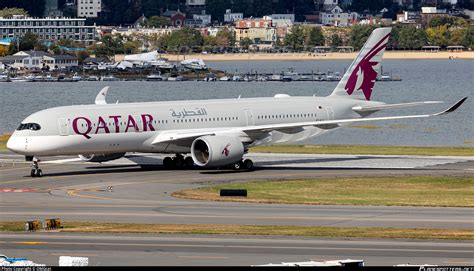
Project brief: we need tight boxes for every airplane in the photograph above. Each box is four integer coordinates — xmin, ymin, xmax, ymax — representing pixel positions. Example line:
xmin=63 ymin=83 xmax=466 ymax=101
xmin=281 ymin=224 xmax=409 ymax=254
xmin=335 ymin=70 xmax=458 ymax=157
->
xmin=7 ymin=27 xmax=467 ymax=177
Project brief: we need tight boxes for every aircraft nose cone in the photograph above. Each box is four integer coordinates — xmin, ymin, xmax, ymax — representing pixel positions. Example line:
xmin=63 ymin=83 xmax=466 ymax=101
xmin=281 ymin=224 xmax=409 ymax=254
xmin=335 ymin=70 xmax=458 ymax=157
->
xmin=6 ymin=135 xmax=24 ymax=154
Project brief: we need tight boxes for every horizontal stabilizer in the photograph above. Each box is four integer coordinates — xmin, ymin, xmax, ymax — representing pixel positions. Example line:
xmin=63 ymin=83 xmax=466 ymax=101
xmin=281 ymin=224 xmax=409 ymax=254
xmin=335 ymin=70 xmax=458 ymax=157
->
xmin=352 ymin=101 xmax=443 ymax=112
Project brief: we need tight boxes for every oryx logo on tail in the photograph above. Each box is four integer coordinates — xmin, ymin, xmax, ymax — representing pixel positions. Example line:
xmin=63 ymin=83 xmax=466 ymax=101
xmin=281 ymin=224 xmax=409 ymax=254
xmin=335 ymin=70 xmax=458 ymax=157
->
xmin=345 ymin=33 xmax=390 ymax=100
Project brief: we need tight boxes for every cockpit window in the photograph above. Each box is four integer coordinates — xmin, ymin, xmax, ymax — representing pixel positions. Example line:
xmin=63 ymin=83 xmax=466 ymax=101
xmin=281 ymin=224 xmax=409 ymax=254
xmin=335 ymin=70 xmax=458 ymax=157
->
xmin=17 ymin=123 xmax=41 ymax=131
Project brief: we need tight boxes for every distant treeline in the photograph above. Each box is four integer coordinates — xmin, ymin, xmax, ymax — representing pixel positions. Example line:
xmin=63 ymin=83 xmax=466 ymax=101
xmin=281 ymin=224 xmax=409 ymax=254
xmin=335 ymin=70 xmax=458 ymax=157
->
xmin=1 ymin=0 xmax=472 ymax=25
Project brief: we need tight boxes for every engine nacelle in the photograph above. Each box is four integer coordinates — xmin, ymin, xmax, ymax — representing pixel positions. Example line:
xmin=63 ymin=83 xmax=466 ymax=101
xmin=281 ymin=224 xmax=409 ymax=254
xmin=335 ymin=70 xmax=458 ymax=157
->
xmin=78 ymin=153 xmax=126 ymax=163
xmin=191 ymin=136 xmax=244 ymax=167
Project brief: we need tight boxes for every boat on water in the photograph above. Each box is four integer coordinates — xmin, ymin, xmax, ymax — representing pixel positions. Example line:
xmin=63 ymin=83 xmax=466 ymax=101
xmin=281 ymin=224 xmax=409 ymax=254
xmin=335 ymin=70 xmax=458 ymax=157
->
xmin=72 ymin=74 xmax=82 ymax=82
xmin=203 ymin=73 xmax=216 ymax=81
xmin=0 ymin=74 xmax=10 ymax=82
xmin=25 ymin=75 xmax=35 ymax=82
xmin=87 ymin=76 xmax=99 ymax=81
xmin=325 ymin=71 xmax=340 ymax=81
xmin=146 ymin=74 xmax=166 ymax=81
xmin=219 ymin=76 xmax=230 ymax=81
xmin=268 ymin=74 xmax=282 ymax=81
xmin=232 ymin=75 xmax=242 ymax=81
xmin=282 ymin=71 xmax=301 ymax=82
xmin=167 ymin=75 xmax=183 ymax=81
xmin=102 ymin=75 xmax=119 ymax=81
xmin=9 ymin=76 xmax=27 ymax=82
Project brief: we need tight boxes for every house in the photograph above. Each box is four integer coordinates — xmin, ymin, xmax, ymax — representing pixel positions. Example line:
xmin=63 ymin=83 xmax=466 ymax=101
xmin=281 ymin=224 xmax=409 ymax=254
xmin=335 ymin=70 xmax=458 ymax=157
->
xmin=44 ymin=54 xmax=79 ymax=70
xmin=234 ymin=19 xmax=275 ymax=45
xmin=0 ymin=51 xmax=78 ymax=70
xmin=193 ymin=11 xmax=212 ymax=26
xmin=224 ymin=9 xmax=243 ymax=23
xmin=319 ymin=5 xmax=358 ymax=26
xmin=396 ymin=11 xmax=421 ymax=24
xmin=171 ymin=10 xmax=186 ymax=27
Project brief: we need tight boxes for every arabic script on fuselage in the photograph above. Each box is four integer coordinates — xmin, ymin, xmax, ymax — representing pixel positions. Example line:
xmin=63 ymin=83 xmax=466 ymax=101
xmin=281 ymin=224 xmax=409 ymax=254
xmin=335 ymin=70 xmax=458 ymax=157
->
xmin=170 ymin=108 xmax=207 ymax=119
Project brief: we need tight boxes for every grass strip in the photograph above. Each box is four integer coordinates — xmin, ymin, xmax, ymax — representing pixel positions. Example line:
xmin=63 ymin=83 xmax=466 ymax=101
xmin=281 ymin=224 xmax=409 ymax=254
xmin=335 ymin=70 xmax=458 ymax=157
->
xmin=250 ymin=145 xmax=474 ymax=156
xmin=172 ymin=176 xmax=474 ymax=207
xmin=0 ymin=221 xmax=472 ymax=240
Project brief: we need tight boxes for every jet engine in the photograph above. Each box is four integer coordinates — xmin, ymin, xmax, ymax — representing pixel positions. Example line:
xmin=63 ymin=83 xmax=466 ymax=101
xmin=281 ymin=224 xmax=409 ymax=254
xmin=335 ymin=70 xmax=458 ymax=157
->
xmin=191 ymin=136 xmax=244 ymax=167
xmin=78 ymin=153 xmax=126 ymax=163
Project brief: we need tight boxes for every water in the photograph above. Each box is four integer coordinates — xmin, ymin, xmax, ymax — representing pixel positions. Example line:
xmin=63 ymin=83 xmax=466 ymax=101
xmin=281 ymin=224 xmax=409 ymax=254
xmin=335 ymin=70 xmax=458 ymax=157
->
xmin=1 ymin=59 xmax=473 ymax=147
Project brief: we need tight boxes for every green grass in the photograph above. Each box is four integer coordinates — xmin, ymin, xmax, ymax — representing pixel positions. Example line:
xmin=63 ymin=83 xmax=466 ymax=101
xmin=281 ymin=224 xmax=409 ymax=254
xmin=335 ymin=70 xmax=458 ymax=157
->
xmin=0 ymin=221 xmax=472 ymax=240
xmin=250 ymin=145 xmax=474 ymax=156
xmin=0 ymin=133 xmax=9 ymax=150
xmin=173 ymin=176 xmax=474 ymax=207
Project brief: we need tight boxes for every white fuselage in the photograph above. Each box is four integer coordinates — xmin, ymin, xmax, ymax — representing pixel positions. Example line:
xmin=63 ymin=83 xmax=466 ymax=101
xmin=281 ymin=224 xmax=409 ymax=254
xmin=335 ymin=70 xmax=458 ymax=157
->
xmin=7 ymin=96 xmax=375 ymax=157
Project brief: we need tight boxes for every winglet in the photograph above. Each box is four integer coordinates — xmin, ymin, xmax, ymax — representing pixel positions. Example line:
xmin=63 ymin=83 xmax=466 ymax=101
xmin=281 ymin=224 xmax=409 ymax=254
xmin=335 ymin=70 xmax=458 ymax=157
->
xmin=434 ymin=97 xmax=467 ymax=116
xmin=95 ymin=86 xmax=109 ymax=105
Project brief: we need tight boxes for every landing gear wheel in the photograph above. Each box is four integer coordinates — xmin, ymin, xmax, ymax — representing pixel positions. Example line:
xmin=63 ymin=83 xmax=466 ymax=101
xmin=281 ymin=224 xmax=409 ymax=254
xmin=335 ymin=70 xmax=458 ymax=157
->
xmin=30 ymin=157 xmax=43 ymax=177
xmin=163 ymin=157 xmax=173 ymax=169
xmin=243 ymin=159 xmax=254 ymax=170
xmin=173 ymin=156 xmax=184 ymax=168
xmin=232 ymin=161 xmax=243 ymax=170
xmin=184 ymin=157 xmax=194 ymax=169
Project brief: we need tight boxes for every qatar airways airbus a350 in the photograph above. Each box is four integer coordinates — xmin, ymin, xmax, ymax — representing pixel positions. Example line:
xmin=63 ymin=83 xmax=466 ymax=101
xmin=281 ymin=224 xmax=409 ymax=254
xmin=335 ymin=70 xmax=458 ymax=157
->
xmin=7 ymin=27 xmax=467 ymax=177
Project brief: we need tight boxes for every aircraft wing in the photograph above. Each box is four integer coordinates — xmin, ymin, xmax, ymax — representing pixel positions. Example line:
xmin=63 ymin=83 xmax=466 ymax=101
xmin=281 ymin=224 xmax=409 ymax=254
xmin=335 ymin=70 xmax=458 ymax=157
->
xmin=352 ymin=100 xmax=443 ymax=112
xmin=243 ymin=97 xmax=467 ymax=134
xmin=151 ymin=97 xmax=467 ymax=146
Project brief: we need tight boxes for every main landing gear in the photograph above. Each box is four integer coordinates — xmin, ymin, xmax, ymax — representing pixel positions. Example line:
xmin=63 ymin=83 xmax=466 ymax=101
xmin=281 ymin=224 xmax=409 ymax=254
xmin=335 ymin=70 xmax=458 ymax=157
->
xmin=231 ymin=159 xmax=254 ymax=171
xmin=29 ymin=157 xmax=43 ymax=178
xmin=163 ymin=154 xmax=194 ymax=170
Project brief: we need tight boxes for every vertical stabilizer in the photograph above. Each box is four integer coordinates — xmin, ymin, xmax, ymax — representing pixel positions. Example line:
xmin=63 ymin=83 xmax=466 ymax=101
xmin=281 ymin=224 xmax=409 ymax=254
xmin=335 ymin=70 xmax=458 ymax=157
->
xmin=330 ymin=27 xmax=391 ymax=101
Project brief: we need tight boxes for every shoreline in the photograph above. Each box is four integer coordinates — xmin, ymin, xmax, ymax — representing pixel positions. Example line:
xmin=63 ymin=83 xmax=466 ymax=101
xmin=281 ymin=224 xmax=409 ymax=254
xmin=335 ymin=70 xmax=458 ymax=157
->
xmin=115 ymin=51 xmax=474 ymax=62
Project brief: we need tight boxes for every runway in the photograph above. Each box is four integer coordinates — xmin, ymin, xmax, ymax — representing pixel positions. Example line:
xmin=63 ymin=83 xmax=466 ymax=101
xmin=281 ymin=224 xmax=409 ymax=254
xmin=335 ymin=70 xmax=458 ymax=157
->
xmin=0 ymin=152 xmax=473 ymax=265
xmin=1 ymin=233 xmax=473 ymax=266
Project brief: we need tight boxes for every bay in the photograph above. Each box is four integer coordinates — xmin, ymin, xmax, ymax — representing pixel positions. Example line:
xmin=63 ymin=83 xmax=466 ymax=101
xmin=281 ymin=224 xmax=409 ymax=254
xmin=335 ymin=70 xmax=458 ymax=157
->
xmin=0 ymin=59 xmax=472 ymax=147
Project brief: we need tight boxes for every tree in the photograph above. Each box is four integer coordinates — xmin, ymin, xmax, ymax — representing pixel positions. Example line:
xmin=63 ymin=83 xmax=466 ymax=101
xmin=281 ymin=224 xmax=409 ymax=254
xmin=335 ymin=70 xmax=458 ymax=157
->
xmin=239 ymin=37 xmax=253 ymax=49
xmin=449 ymin=28 xmax=467 ymax=46
xmin=76 ymin=50 xmax=90 ymax=65
xmin=163 ymin=27 xmax=204 ymax=52
xmin=306 ymin=27 xmax=325 ymax=47
xmin=0 ymin=46 xmax=8 ymax=57
xmin=215 ymin=28 xmax=235 ymax=47
xmin=348 ymin=25 xmax=376 ymax=50
xmin=398 ymin=26 xmax=427 ymax=49
xmin=284 ymin=25 xmax=305 ymax=51
xmin=331 ymin=33 xmax=342 ymax=47
xmin=206 ymin=0 xmax=231 ymax=22
xmin=0 ymin=7 xmax=28 ymax=18
xmin=19 ymin=32 xmax=40 ymax=51
xmin=0 ymin=0 xmax=44 ymax=17
xmin=426 ymin=26 xmax=449 ymax=47
xmin=462 ymin=26 xmax=474 ymax=49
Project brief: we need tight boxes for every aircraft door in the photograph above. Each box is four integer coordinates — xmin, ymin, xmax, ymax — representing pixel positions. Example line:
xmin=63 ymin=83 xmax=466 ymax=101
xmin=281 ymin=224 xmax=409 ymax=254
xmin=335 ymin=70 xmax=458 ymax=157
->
xmin=326 ymin=106 xmax=334 ymax=120
xmin=58 ymin=118 xmax=69 ymax=136
xmin=244 ymin=110 xmax=254 ymax=126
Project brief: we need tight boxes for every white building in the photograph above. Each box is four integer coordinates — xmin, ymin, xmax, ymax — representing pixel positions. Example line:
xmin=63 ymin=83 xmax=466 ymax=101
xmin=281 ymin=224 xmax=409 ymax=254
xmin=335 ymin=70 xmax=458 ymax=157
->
xmin=0 ymin=16 xmax=96 ymax=45
xmin=193 ymin=12 xmax=212 ymax=26
xmin=0 ymin=51 xmax=78 ymax=70
xmin=320 ymin=5 xmax=357 ymax=27
xmin=224 ymin=9 xmax=243 ymax=23
xmin=77 ymin=0 xmax=102 ymax=18
xmin=267 ymin=14 xmax=295 ymax=23
xmin=186 ymin=0 xmax=205 ymax=7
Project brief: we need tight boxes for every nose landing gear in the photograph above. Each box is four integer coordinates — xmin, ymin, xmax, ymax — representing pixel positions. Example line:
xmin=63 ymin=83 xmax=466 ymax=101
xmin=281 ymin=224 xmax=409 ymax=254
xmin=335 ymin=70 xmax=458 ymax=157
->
xmin=30 ymin=157 xmax=43 ymax=177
